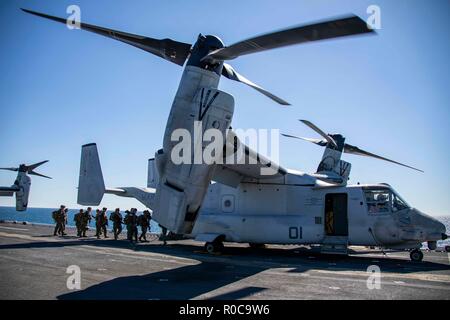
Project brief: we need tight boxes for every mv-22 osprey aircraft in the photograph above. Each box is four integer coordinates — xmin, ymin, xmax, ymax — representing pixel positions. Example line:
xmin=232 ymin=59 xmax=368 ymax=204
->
xmin=0 ymin=161 xmax=51 ymax=211
xmin=23 ymin=8 xmax=447 ymax=261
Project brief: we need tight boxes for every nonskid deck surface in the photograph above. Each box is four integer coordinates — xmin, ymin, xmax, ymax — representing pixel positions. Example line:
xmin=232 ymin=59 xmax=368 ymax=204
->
xmin=0 ymin=222 xmax=449 ymax=300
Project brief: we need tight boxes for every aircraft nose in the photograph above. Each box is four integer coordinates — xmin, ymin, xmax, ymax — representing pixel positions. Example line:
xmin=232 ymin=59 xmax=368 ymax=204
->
xmin=409 ymin=209 xmax=446 ymax=240
xmin=438 ymin=220 xmax=446 ymax=233
xmin=429 ymin=216 xmax=446 ymax=234
xmin=428 ymin=216 xmax=446 ymax=241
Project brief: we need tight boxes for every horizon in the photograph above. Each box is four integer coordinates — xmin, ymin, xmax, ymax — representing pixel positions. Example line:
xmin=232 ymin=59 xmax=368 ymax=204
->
xmin=1 ymin=205 xmax=450 ymax=218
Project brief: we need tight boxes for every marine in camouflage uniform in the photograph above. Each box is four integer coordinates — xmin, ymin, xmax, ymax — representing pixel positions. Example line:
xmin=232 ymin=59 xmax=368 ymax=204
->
xmin=61 ymin=208 xmax=68 ymax=236
xmin=101 ymin=207 xmax=108 ymax=238
xmin=109 ymin=208 xmax=123 ymax=240
xmin=53 ymin=205 xmax=65 ymax=236
xmin=138 ymin=210 xmax=152 ymax=242
xmin=95 ymin=209 xmax=103 ymax=239
xmin=80 ymin=207 xmax=92 ymax=237
xmin=74 ymin=209 xmax=84 ymax=237
xmin=124 ymin=208 xmax=138 ymax=242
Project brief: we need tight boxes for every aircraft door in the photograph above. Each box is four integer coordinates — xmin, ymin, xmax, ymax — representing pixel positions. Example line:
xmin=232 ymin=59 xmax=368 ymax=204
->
xmin=324 ymin=193 xmax=348 ymax=236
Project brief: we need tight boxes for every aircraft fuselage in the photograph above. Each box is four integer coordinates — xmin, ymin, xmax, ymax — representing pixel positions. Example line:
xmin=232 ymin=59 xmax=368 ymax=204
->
xmin=191 ymin=176 xmax=446 ymax=249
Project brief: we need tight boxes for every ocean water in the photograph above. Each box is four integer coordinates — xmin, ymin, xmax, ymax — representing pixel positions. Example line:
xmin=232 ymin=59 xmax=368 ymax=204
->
xmin=0 ymin=206 xmax=448 ymax=247
xmin=0 ymin=206 xmax=161 ymax=233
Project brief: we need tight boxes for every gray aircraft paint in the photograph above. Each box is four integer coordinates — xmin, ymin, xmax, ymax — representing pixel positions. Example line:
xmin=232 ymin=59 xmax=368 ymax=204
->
xmin=21 ymin=8 xmax=444 ymax=255
xmin=0 ymin=161 xmax=50 ymax=211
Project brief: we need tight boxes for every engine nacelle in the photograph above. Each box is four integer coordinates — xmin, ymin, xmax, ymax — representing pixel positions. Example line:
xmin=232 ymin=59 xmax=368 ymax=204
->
xmin=153 ymin=87 xmax=234 ymax=234
xmin=15 ymin=172 xmax=31 ymax=211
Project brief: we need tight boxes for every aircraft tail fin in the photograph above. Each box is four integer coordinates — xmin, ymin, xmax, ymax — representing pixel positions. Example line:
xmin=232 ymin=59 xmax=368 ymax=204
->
xmin=314 ymin=135 xmax=351 ymax=184
xmin=316 ymin=134 xmax=345 ymax=174
xmin=147 ymin=158 xmax=159 ymax=189
xmin=334 ymin=160 xmax=351 ymax=182
xmin=78 ymin=143 xmax=105 ymax=205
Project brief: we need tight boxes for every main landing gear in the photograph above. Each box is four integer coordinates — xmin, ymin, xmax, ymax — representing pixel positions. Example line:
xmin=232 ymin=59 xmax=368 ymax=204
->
xmin=205 ymin=240 xmax=224 ymax=254
xmin=409 ymin=248 xmax=424 ymax=262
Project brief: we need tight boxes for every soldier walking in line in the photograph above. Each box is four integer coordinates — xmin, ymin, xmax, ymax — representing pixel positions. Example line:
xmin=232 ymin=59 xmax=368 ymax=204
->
xmin=52 ymin=205 xmax=65 ymax=236
xmin=100 ymin=207 xmax=108 ymax=238
xmin=95 ymin=209 xmax=102 ymax=239
xmin=109 ymin=208 xmax=123 ymax=240
xmin=60 ymin=207 xmax=68 ymax=236
xmin=51 ymin=207 xmax=58 ymax=236
xmin=81 ymin=207 xmax=92 ymax=237
xmin=124 ymin=208 xmax=138 ymax=242
xmin=74 ymin=209 xmax=84 ymax=237
xmin=138 ymin=210 xmax=152 ymax=242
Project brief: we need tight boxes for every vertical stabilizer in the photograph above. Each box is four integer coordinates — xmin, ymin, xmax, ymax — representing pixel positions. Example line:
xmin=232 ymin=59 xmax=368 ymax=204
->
xmin=147 ymin=158 xmax=159 ymax=189
xmin=317 ymin=134 xmax=345 ymax=174
xmin=78 ymin=143 xmax=105 ymax=205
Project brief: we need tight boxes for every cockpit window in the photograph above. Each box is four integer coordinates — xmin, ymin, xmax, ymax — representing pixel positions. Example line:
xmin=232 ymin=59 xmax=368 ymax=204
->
xmin=363 ymin=187 xmax=410 ymax=214
xmin=364 ymin=189 xmax=390 ymax=214
xmin=391 ymin=192 xmax=409 ymax=212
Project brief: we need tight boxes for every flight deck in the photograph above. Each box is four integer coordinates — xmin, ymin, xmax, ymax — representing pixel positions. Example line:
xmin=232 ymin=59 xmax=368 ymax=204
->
xmin=0 ymin=222 xmax=449 ymax=300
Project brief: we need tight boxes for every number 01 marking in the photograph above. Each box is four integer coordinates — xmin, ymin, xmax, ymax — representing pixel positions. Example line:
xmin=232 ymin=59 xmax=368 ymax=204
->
xmin=289 ymin=227 xmax=302 ymax=239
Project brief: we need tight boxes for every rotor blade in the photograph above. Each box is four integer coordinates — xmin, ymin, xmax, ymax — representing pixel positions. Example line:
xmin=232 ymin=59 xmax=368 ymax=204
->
xmin=204 ymin=15 xmax=374 ymax=62
xmin=299 ymin=120 xmax=337 ymax=148
xmin=0 ymin=167 xmax=19 ymax=172
xmin=344 ymin=144 xmax=424 ymax=173
xmin=21 ymin=8 xmax=192 ymax=66
xmin=29 ymin=170 xmax=52 ymax=179
xmin=27 ymin=160 xmax=49 ymax=171
xmin=222 ymin=63 xmax=289 ymax=105
xmin=281 ymin=133 xmax=327 ymax=146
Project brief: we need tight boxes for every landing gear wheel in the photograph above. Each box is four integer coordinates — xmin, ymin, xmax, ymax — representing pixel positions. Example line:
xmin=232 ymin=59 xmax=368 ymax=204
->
xmin=205 ymin=241 xmax=224 ymax=254
xmin=410 ymin=249 xmax=423 ymax=262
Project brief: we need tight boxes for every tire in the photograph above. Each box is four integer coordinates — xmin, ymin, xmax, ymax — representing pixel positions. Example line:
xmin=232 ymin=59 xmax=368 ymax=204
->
xmin=410 ymin=249 xmax=424 ymax=262
xmin=445 ymin=246 xmax=450 ymax=253
xmin=205 ymin=241 xmax=224 ymax=254
xmin=205 ymin=242 xmax=217 ymax=254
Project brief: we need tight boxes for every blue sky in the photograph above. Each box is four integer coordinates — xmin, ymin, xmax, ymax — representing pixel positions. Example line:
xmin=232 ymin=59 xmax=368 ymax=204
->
xmin=0 ymin=0 xmax=449 ymax=216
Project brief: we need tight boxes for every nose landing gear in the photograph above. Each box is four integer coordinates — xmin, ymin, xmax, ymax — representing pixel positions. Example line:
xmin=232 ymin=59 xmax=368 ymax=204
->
xmin=409 ymin=248 xmax=423 ymax=262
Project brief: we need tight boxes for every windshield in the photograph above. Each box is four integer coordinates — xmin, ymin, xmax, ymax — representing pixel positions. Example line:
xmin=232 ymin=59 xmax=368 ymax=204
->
xmin=363 ymin=186 xmax=410 ymax=214
xmin=390 ymin=189 xmax=410 ymax=212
